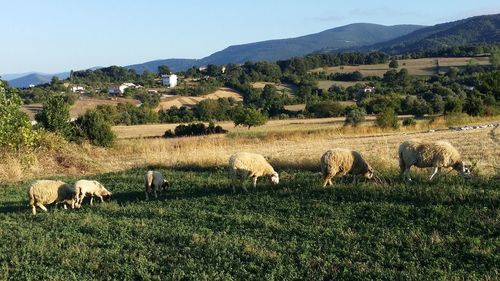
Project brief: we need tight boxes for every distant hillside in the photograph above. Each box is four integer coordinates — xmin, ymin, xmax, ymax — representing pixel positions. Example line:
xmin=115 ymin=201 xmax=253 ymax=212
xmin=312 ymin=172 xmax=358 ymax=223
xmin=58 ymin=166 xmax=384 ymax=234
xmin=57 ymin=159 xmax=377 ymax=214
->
xmin=200 ymin=23 xmax=423 ymax=65
xmin=126 ymin=58 xmax=198 ymax=74
xmin=125 ymin=23 xmax=424 ymax=73
xmin=365 ymin=14 xmax=500 ymax=54
xmin=7 ymin=72 xmax=69 ymax=88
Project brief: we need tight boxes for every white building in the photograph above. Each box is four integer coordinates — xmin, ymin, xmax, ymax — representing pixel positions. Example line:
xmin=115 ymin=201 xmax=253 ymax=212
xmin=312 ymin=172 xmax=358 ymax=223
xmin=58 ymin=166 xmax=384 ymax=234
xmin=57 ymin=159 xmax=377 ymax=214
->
xmin=161 ymin=74 xmax=178 ymax=87
xmin=108 ymin=83 xmax=137 ymax=96
xmin=71 ymin=85 xmax=85 ymax=93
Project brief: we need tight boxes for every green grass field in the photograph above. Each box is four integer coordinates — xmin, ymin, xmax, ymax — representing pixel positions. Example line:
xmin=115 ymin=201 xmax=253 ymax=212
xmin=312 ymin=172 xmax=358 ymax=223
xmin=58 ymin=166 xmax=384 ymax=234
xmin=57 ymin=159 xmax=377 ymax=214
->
xmin=0 ymin=167 xmax=498 ymax=280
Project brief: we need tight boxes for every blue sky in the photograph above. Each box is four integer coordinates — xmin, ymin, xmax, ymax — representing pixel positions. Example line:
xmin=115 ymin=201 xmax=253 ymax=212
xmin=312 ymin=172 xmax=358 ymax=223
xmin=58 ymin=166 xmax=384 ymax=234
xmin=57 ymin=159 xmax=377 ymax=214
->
xmin=1 ymin=0 xmax=499 ymax=74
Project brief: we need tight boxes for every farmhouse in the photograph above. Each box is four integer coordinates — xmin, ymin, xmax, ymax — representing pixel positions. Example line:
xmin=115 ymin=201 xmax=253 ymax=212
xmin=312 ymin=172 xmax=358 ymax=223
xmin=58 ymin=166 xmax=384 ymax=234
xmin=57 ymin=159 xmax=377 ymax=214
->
xmin=161 ymin=74 xmax=178 ymax=88
xmin=108 ymin=82 xmax=137 ymax=96
xmin=71 ymin=85 xmax=85 ymax=93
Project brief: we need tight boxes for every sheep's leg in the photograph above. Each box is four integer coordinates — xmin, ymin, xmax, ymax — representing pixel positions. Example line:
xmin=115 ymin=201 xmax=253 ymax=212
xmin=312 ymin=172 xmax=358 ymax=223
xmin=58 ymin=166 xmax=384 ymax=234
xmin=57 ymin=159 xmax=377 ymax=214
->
xmin=322 ymin=174 xmax=333 ymax=187
xmin=31 ymin=205 xmax=37 ymax=215
xmin=145 ymin=191 xmax=149 ymax=200
xmin=36 ymin=203 xmax=48 ymax=212
xmin=90 ymin=196 xmax=94 ymax=206
xmin=63 ymin=204 xmax=68 ymax=210
xmin=98 ymin=195 xmax=104 ymax=203
xmin=403 ymin=166 xmax=412 ymax=182
xmin=153 ymin=188 xmax=158 ymax=199
xmin=252 ymin=176 xmax=257 ymax=190
xmin=429 ymin=167 xmax=441 ymax=181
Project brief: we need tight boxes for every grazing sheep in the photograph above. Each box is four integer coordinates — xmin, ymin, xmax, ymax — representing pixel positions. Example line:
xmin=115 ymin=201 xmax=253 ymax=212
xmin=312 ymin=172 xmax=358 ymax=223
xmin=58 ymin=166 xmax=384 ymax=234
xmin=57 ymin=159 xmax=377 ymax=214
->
xmin=28 ymin=180 xmax=80 ymax=215
xmin=320 ymin=148 xmax=374 ymax=187
xmin=144 ymin=170 xmax=170 ymax=199
xmin=75 ymin=180 xmax=112 ymax=206
xmin=228 ymin=152 xmax=279 ymax=192
xmin=398 ymin=139 xmax=471 ymax=181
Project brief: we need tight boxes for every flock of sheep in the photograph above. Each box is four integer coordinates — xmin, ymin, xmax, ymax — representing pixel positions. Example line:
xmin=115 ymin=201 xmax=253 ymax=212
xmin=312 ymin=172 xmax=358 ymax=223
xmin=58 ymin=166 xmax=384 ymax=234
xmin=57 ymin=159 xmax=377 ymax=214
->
xmin=28 ymin=139 xmax=472 ymax=215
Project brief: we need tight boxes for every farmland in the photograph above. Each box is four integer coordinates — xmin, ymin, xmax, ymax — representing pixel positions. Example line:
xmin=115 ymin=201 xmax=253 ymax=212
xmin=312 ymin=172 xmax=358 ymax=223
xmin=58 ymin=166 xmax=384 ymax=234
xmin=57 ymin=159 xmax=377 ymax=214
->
xmin=310 ymin=56 xmax=491 ymax=77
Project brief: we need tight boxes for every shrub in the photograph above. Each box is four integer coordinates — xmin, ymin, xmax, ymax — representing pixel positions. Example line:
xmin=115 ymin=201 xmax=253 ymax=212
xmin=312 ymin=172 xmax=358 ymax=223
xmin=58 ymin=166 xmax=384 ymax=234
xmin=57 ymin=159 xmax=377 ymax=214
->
xmin=35 ymin=95 xmax=72 ymax=139
xmin=306 ymin=101 xmax=345 ymax=118
xmin=164 ymin=122 xmax=227 ymax=138
xmin=74 ymin=110 xmax=115 ymax=147
xmin=375 ymin=109 xmax=399 ymax=129
xmin=402 ymin=117 xmax=417 ymax=126
xmin=344 ymin=108 xmax=366 ymax=127
xmin=232 ymin=107 xmax=267 ymax=129
xmin=0 ymin=83 xmax=38 ymax=151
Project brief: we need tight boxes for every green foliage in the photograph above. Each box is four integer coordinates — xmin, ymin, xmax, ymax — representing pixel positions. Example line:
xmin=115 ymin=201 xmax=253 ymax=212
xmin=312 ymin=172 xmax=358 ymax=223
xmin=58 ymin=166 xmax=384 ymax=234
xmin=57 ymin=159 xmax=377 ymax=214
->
xmin=0 ymin=168 xmax=498 ymax=279
xmin=375 ymin=108 xmax=399 ymax=128
xmin=344 ymin=108 xmax=366 ymax=126
xmin=35 ymin=95 xmax=72 ymax=139
xmin=232 ymin=107 xmax=267 ymax=129
xmin=490 ymin=47 xmax=500 ymax=68
xmin=165 ymin=122 xmax=227 ymax=138
xmin=389 ymin=59 xmax=399 ymax=68
xmin=0 ymin=83 xmax=37 ymax=151
xmin=402 ymin=117 xmax=417 ymax=126
xmin=306 ymin=100 xmax=345 ymax=118
xmin=74 ymin=110 xmax=115 ymax=147
xmin=158 ymin=65 xmax=171 ymax=75
xmin=176 ymin=79 xmax=222 ymax=96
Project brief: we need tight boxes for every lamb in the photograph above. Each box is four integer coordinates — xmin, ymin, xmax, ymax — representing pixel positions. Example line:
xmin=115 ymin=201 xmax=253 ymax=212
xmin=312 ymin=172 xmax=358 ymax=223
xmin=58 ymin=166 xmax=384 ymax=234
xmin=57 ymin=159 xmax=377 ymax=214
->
xmin=28 ymin=180 xmax=80 ymax=215
xmin=74 ymin=180 xmax=112 ymax=206
xmin=320 ymin=148 xmax=374 ymax=187
xmin=144 ymin=170 xmax=170 ymax=199
xmin=398 ymin=139 xmax=471 ymax=181
xmin=228 ymin=152 xmax=279 ymax=192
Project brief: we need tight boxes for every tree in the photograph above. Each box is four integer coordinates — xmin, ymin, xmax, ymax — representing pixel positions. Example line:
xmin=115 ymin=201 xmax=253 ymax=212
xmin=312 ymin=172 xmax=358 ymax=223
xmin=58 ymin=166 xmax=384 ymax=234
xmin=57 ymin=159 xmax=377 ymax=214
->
xmin=389 ymin=59 xmax=399 ymax=69
xmin=0 ymin=82 xmax=37 ymax=151
xmin=489 ymin=48 xmax=500 ymax=68
xmin=375 ymin=108 xmax=399 ymax=129
xmin=74 ymin=110 xmax=115 ymax=147
xmin=158 ymin=65 xmax=171 ymax=75
xmin=232 ymin=107 xmax=267 ymax=129
xmin=344 ymin=108 xmax=366 ymax=127
xmin=35 ymin=95 xmax=72 ymax=139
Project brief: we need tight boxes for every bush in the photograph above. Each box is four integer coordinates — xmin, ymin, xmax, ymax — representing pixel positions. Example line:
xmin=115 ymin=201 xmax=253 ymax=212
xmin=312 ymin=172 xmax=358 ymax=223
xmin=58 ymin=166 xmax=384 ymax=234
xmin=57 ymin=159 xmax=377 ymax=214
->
xmin=306 ymin=101 xmax=345 ymax=118
xmin=402 ymin=117 xmax=417 ymax=126
xmin=164 ymin=122 xmax=227 ymax=138
xmin=232 ymin=107 xmax=267 ymax=129
xmin=74 ymin=110 xmax=115 ymax=147
xmin=344 ymin=108 xmax=366 ymax=127
xmin=375 ymin=109 xmax=399 ymax=129
xmin=0 ymin=83 xmax=38 ymax=151
xmin=35 ymin=95 xmax=72 ymax=139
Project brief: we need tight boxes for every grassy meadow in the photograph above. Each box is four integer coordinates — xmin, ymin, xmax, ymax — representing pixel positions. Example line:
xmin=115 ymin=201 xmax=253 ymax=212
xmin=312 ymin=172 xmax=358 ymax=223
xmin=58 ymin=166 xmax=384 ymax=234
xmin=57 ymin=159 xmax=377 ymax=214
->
xmin=0 ymin=115 xmax=499 ymax=279
xmin=0 ymin=166 xmax=498 ymax=280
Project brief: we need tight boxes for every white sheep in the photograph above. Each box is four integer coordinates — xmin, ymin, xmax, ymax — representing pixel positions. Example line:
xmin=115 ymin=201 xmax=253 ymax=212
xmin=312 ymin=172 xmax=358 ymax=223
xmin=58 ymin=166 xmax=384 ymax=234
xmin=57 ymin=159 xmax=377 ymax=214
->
xmin=320 ymin=148 xmax=374 ymax=187
xmin=399 ymin=139 xmax=471 ymax=181
xmin=228 ymin=152 xmax=279 ymax=192
xmin=75 ymin=180 xmax=112 ymax=206
xmin=144 ymin=170 xmax=170 ymax=199
xmin=28 ymin=180 xmax=80 ymax=215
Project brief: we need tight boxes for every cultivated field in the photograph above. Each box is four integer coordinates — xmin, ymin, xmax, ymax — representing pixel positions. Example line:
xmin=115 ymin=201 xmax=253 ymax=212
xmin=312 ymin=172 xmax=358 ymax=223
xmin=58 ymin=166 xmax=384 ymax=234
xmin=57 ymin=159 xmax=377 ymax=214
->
xmin=317 ymin=80 xmax=359 ymax=90
xmin=310 ymin=57 xmax=491 ymax=76
xmin=156 ymin=87 xmax=243 ymax=111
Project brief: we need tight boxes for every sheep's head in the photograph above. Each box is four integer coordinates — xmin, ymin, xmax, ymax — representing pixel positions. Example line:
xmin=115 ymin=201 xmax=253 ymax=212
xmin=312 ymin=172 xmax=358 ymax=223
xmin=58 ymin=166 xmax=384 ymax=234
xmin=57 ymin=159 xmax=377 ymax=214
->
xmin=270 ymin=172 xmax=279 ymax=185
xmin=454 ymin=161 xmax=472 ymax=179
xmin=364 ymin=165 xmax=374 ymax=179
xmin=99 ymin=184 xmax=112 ymax=201
xmin=162 ymin=179 xmax=170 ymax=191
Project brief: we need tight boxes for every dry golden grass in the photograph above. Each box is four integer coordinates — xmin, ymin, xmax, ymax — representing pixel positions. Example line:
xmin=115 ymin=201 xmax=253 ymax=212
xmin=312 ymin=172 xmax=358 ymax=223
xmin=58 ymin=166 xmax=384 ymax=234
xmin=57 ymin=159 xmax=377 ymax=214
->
xmin=155 ymin=87 xmax=243 ymax=111
xmin=310 ymin=57 xmax=491 ymax=77
xmin=317 ymin=80 xmax=359 ymax=90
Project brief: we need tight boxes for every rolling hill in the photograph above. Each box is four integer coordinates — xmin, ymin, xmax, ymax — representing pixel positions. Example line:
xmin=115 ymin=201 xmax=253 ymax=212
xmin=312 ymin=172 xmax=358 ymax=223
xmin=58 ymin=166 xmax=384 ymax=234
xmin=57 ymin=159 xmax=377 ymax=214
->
xmin=363 ymin=14 xmax=500 ymax=54
xmin=6 ymin=72 xmax=69 ymax=88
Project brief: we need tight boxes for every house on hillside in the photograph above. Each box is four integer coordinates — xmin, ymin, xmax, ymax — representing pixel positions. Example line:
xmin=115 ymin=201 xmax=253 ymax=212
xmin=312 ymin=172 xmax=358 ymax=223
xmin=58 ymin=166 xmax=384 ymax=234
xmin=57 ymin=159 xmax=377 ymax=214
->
xmin=71 ymin=85 xmax=85 ymax=93
xmin=362 ymin=86 xmax=375 ymax=93
xmin=161 ymin=74 xmax=178 ymax=88
xmin=108 ymin=82 xmax=137 ymax=98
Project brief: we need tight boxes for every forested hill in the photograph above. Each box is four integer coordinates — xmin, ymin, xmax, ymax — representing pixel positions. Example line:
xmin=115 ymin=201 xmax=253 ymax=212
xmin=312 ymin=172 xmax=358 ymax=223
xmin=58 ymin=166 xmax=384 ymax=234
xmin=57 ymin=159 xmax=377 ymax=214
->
xmin=125 ymin=23 xmax=423 ymax=73
xmin=364 ymin=14 xmax=500 ymax=54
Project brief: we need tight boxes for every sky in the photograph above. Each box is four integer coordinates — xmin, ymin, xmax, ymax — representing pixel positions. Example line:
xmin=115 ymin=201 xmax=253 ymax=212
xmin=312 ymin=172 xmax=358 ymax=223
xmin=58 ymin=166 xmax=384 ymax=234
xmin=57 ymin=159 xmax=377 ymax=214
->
xmin=1 ymin=0 xmax=499 ymax=74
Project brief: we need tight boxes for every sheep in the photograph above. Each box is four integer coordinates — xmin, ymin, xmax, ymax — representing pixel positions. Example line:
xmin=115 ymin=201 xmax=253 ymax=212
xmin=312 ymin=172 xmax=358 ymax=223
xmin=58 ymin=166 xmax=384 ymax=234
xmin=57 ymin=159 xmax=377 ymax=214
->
xmin=144 ymin=170 xmax=170 ymax=199
xmin=28 ymin=180 xmax=80 ymax=215
xmin=320 ymin=148 xmax=374 ymax=187
xmin=398 ymin=139 xmax=471 ymax=181
xmin=75 ymin=180 xmax=112 ymax=206
xmin=228 ymin=152 xmax=279 ymax=192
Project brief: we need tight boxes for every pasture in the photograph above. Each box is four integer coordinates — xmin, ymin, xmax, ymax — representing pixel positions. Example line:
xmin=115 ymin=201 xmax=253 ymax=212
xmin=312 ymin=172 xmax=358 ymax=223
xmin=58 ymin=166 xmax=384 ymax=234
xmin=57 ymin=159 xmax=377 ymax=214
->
xmin=0 ymin=166 xmax=498 ymax=280
xmin=310 ymin=56 xmax=491 ymax=77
